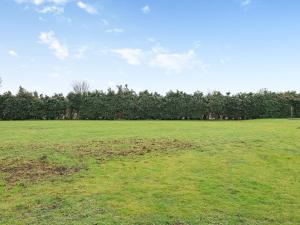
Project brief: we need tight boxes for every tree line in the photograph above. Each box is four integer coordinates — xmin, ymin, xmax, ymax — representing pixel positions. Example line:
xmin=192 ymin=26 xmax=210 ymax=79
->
xmin=0 ymin=82 xmax=299 ymax=120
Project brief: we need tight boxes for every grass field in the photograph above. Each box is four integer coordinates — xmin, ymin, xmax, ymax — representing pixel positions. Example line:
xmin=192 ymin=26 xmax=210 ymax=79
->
xmin=0 ymin=120 xmax=299 ymax=225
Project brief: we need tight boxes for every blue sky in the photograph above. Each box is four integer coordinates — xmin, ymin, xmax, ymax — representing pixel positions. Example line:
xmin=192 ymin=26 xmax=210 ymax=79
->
xmin=0 ymin=0 xmax=300 ymax=94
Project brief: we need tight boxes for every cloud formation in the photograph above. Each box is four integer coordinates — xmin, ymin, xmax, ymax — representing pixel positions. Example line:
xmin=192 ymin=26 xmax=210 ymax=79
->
xmin=110 ymin=47 xmax=207 ymax=73
xmin=77 ymin=1 xmax=97 ymax=14
xmin=37 ymin=5 xmax=64 ymax=14
xmin=15 ymin=0 xmax=68 ymax=15
xmin=15 ymin=0 xmax=68 ymax=5
xmin=111 ymin=49 xmax=143 ymax=65
xmin=240 ymin=0 xmax=252 ymax=7
xmin=141 ymin=5 xmax=151 ymax=14
xmin=39 ymin=30 xmax=69 ymax=60
xmin=105 ymin=28 xmax=124 ymax=33
xmin=8 ymin=50 xmax=19 ymax=57
xmin=74 ymin=46 xmax=88 ymax=59
xmin=150 ymin=50 xmax=206 ymax=73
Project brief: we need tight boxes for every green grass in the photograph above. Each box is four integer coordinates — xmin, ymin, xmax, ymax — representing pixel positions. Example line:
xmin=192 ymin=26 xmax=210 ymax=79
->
xmin=0 ymin=120 xmax=299 ymax=225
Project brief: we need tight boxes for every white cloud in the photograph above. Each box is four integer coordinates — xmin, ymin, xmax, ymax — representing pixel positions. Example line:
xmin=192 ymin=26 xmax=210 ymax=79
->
xmin=33 ymin=0 xmax=44 ymax=4
xmin=151 ymin=45 xmax=167 ymax=54
xmin=111 ymin=48 xmax=143 ymax=65
xmin=101 ymin=19 xmax=109 ymax=26
xmin=38 ymin=16 xmax=46 ymax=21
xmin=77 ymin=1 xmax=97 ymax=14
xmin=105 ymin=28 xmax=124 ymax=33
xmin=141 ymin=5 xmax=151 ymax=14
xmin=15 ymin=0 xmax=68 ymax=15
xmin=31 ymin=0 xmax=44 ymax=4
xmin=39 ymin=31 xmax=69 ymax=60
xmin=8 ymin=50 xmax=19 ymax=57
xmin=194 ymin=40 xmax=202 ymax=49
xmin=110 ymin=46 xmax=207 ymax=73
xmin=150 ymin=50 xmax=206 ymax=73
xmin=37 ymin=6 xmax=64 ymax=14
xmin=74 ymin=46 xmax=88 ymax=59
xmin=240 ymin=0 xmax=252 ymax=7
xmin=220 ymin=59 xmax=226 ymax=65
xmin=219 ymin=57 xmax=231 ymax=65
xmin=15 ymin=0 xmax=68 ymax=5
xmin=147 ymin=37 xmax=156 ymax=43
xmin=50 ymin=0 xmax=67 ymax=4
xmin=14 ymin=0 xmax=43 ymax=5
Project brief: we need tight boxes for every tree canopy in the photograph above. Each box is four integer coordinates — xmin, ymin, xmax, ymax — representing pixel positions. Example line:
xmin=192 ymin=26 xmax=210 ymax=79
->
xmin=0 ymin=85 xmax=299 ymax=120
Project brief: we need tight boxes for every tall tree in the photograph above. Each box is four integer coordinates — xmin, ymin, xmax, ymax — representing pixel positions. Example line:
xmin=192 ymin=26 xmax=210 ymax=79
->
xmin=72 ymin=81 xmax=90 ymax=94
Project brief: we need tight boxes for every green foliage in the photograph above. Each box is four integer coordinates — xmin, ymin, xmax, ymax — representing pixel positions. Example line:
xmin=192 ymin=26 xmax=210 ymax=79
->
xmin=0 ymin=85 xmax=300 ymax=120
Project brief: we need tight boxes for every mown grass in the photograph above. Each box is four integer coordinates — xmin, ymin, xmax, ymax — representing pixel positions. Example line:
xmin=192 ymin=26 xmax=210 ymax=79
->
xmin=0 ymin=120 xmax=299 ymax=225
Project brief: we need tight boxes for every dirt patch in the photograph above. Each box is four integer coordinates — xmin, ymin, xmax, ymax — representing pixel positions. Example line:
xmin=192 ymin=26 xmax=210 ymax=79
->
xmin=170 ymin=222 xmax=186 ymax=225
xmin=0 ymin=143 xmax=45 ymax=152
xmin=73 ymin=138 xmax=198 ymax=160
xmin=0 ymin=139 xmax=198 ymax=160
xmin=0 ymin=158 xmax=80 ymax=185
xmin=0 ymin=138 xmax=198 ymax=185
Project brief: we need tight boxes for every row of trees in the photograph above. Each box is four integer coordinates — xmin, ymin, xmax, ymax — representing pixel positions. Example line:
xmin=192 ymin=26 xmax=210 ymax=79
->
xmin=0 ymin=81 xmax=299 ymax=120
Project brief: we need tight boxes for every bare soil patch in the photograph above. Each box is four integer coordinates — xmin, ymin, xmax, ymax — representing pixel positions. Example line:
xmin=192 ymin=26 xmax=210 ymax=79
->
xmin=72 ymin=138 xmax=198 ymax=160
xmin=0 ymin=158 xmax=80 ymax=185
xmin=0 ymin=138 xmax=197 ymax=185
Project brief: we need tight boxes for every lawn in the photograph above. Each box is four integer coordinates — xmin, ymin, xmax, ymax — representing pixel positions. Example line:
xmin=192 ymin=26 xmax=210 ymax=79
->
xmin=0 ymin=120 xmax=299 ymax=225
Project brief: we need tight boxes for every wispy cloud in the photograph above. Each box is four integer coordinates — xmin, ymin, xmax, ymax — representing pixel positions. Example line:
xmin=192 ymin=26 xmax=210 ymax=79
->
xmin=101 ymin=19 xmax=109 ymax=26
xmin=37 ymin=5 xmax=64 ymax=14
xmin=15 ymin=0 xmax=68 ymax=6
xmin=15 ymin=0 xmax=68 ymax=16
xmin=150 ymin=50 xmax=206 ymax=73
xmin=74 ymin=46 xmax=88 ymax=59
xmin=111 ymin=48 xmax=143 ymax=65
xmin=38 ymin=16 xmax=46 ymax=21
xmin=193 ymin=40 xmax=202 ymax=49
xmin=219 ymin=57 xmax=231 ymax=65
xmin=240 ymin=0 xmax=252 ymax=8
xmin=141 ymin=5 xmax=151 ymax=14
xmin=110 ymin=46 xmax=207 ymax=73
xmin=77 ymin=1 xmax=97 ymax=14
xmin=38 ymin=30 xmax=69 ymax=60
xmin=8 ymin=50 xmax=19 ymax=57
xmin=105 ymin=28 xmax=124 ymax=33
xmin=147 ymin=37 xmax=156 ymax=43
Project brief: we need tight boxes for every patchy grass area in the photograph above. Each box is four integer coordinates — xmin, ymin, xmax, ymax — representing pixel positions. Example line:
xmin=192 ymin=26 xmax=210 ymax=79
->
xmin=0 ymin=158 xmax=80 ymax=186
xmin=0 ymin=120 xmax=299 ymax=225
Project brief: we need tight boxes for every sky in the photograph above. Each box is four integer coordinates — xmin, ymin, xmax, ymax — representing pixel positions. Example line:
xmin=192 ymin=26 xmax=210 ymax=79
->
xmin=0 ymin=0 xmax=300 ymax=95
